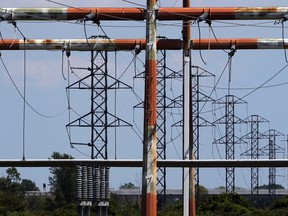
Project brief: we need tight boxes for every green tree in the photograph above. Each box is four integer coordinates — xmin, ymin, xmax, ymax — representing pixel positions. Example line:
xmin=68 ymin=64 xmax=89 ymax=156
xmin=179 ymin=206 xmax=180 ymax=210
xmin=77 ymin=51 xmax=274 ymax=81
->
xmin=199 ymin=185 xmax=209 ymax=195
xmin=158 ymin=200 xmax=182 ymax=216
xmin=21 ymin=179 xmax=39 ymax=191
xmin=6 ymin=167 xmax=21 ymax=184
xmin=0 ymin=168 xmax=27 ymax=215
xmin=48 ymin=152 xmax=75 ymax=208
xmin=119 ymin=182 xmax=138 ymax=190
xmin=107 ymin=193 xmax=141 ymax=216
xmin=198 ymin=193 xmax=251 ymax=216
xmin=257 ymin=184 xmax=284 ymax=190
xmin=271 ymin=196 xmax=288 ymax=210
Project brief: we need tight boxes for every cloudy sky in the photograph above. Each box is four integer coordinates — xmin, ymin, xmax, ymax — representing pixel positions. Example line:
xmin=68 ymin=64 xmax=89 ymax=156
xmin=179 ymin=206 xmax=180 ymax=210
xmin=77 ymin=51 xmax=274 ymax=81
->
xmin=0 ymin=0 xmax=288 ymax=191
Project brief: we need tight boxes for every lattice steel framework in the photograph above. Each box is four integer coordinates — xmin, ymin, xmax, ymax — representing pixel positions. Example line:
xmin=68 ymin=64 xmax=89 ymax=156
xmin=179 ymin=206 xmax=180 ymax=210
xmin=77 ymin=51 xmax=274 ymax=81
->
xmin=191 ymin=66 xmax=214 ymax=200
xmin=66 ymin=50 xmax=131 ymax=215
xmin=261 ymin=129 xmax=285 ymax=201
xmin=213 ymin=95 xmax=246 ymax=193
xmin=241 ymin=115 xmax=268 ymax=204
xmin=156 ymin=49 xmax=167 ymax=208
xmin=134 ymin=48 xmax=179 ymax=209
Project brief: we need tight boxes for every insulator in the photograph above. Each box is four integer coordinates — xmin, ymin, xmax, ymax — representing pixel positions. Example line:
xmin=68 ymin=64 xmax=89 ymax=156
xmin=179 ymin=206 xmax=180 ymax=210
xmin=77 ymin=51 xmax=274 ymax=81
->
xmin=76 ymin=179 xmax=82 ymax=200
xmin=76 ymin=165 xmax=82 ymax=178
xmin=76 ymin=165 xmax=82 ymax=200
xmin=87 ymin=166 xmax=93 ymax=200
xmin=94 ymin=167 xmax=100 ymax=201
xmin=82 ymin=165 xmax=88 ymax=200
xmin=105 ymin=167 xmax=110 ymax=201
xmin=100 ymin=167 xmax=105 ymax=201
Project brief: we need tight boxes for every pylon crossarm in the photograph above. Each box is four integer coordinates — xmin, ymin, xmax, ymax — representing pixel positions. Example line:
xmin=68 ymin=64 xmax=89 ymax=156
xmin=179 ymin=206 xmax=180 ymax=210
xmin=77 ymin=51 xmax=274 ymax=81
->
xmin=1 ymin=38 xmax=288 ymax=51
xmin=1 ymin=7 xmax=288 ymax=21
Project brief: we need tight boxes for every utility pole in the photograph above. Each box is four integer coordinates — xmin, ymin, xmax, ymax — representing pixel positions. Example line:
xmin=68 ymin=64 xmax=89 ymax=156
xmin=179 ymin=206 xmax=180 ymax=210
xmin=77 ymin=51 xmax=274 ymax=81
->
xmin=182 ymin=0 xmax=194 ymax=215
xmin=2 ymin=5 xmax=288 ymax=215
xmin=141 ymin=0 xmax=157 ymax=215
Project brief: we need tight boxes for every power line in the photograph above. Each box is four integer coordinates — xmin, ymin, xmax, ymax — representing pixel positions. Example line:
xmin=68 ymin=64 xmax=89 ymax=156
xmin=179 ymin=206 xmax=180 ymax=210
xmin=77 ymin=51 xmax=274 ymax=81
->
xmin=199 ymin=56 xmax=231 ymax=113
xmin=200 ymin=81 xmax=288 ymax=91
xmin=0 ymin=53 xmax=67 ymax=118
xmin=121 ymin=0 xmax=145 ymax=7
xmin=240 ymin=63 xmax=288 ymax=100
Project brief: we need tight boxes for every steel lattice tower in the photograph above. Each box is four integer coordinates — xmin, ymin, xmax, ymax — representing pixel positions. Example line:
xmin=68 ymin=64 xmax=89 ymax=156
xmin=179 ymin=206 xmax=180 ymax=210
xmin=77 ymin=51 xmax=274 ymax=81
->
xmin=261 ymin=129 xmax=285 ymax=202
xmin=67 ymin=50 xmax=131 ymax=216
xmin=241 ymin=115 xmax=268 ymax=204
xmin=134 ymin=47 xmax=183 ymax=209
xmin=134 ymin=49 xmax=172 ymax=208
xmin=191 ymin=66 xmax=214 ymax=200
xmin=156 ymin=49 xmax=167 ymax=208
xmin=213 ymin=95 xmax=246 ymax=193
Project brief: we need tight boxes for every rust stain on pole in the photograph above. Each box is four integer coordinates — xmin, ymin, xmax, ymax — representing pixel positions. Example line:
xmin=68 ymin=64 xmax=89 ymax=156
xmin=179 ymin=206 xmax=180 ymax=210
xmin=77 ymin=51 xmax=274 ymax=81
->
xmin=158 ymin=8 xmax=208 ymax=21
xmin=2 ymin=7 xmax=288 ymax=21
xmin=67 ymin=8 xmax=145 ymax=20
xmin=0 ymin=39 xmax=182 ymax=51
xmin=192 ymin=38 xmax=259 ymax=50
xmin=141 ymin=0 xmax=157 ymax=216
xmin=2 ymin=38 xmax=288 ymax=51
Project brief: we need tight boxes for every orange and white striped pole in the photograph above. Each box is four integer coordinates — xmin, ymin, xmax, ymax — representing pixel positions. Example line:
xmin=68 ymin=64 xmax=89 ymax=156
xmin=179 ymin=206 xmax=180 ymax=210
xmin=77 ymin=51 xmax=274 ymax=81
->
xmin=1 ymin=38 xmax=288 ymax=51
xmin=141 ymin=0 xmax=157 ymax=216
xmin=0 ymin=38 xmax=181 ymax=51
xmin=2 ymin=7 xmax=288 ymax=21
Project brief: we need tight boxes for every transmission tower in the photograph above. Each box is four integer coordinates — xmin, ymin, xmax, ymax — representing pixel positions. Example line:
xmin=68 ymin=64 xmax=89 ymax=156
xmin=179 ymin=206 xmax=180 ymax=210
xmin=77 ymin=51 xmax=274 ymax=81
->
xmin=155 ymin=49 xmax=167 ymax=208
xmin=134 ymin=47 xmax=182 ymax=208
xmin=261 ymin=129 xmax=285 ymax=202
xmin=240 ymin=115 xmax=268 ymax=205
xmin=191 ymin=66 xmax=214 ymax=201
xmin=66 ymin=50 xmax=131 ymax=215
xmin=213 ymin=95 xmax=246 ymax=193
xmin=3 ymin=4 xmax=288 ymax=216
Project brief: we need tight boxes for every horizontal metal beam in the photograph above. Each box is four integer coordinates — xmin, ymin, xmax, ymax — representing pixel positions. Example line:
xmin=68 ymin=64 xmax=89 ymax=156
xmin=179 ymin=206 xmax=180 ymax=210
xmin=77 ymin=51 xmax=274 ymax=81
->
xmin=1 ymin=38 xmax=288 ymax=51
xmin=192 ymin=38 xmax=288 ymax=50
xmin=1 ymin=7 xmax=288 ymax=21
xmin=0 ymin=38 xmax=182 ymax=51
xmin=0 ymin=159 xmax=288 ymax=168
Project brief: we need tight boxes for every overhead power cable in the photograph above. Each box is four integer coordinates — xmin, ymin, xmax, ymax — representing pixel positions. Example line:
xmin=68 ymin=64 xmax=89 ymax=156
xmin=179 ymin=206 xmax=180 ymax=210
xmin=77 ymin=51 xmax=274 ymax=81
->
xmin=281 ymin=18 xmax=288 ymax=63
xmin=199 ymin=56 xmax=231 ymax=113
xmin=200 ymin=80 xmax=288 ymax=91
xmin=200 ymin=60 xmax=288 ymax=116
xmin=121 ymin=0 xmax=145 ymax=7
xmin=240 ymin=63 xmax=288 ymax=100
xmin=0 ymin=53 xmax=67 ymax=119
xmin=46 ymin=0 xmax=83 ymax=10
xmin=12 ymin=21 xmax=52 ymax=51
xmin=196 ymin=19 xmax=207 ymax=65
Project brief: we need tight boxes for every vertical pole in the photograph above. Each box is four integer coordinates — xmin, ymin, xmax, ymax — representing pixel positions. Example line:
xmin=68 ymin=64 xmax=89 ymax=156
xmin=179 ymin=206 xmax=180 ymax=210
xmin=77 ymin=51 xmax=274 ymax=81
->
xmin=141 ymin=0 xmax=157 ymax=216
xmin=183 ymin=0 xmax=196 ymax=216
xmin=90 ymin=51 xmax=95 ymax=161
xmin=183 ymin=56 xmax=190 ymax=216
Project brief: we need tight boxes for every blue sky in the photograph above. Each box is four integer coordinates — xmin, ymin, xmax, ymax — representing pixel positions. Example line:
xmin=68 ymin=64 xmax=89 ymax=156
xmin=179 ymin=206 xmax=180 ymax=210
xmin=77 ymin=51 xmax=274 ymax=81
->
xmin=0 ymin=0 xmax=288 ymax=191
